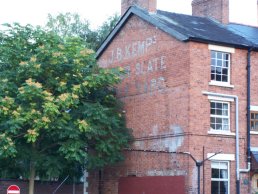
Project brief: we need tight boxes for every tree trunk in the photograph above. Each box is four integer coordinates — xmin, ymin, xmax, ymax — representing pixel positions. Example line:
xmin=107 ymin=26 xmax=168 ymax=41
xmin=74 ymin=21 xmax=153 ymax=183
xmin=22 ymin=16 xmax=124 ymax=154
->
xmin=28 ymin=160 xmax=36 ymax=194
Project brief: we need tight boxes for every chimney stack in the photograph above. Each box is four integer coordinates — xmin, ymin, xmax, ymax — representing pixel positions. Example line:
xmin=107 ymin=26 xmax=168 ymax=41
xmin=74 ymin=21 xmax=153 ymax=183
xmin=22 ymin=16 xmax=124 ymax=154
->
xmin=192 ymin=0 xmax=229 ymax=24
xmin=192 ymin=0 xmax=258 ymax=26
xmin=121 ymin=0 xmax=157 ymax=15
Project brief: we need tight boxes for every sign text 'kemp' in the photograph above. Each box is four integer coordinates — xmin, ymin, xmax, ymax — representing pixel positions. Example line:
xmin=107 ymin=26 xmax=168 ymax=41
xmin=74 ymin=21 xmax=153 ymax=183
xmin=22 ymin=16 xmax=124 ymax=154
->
xmin=101 ymin=36 xmax=157 ymax=67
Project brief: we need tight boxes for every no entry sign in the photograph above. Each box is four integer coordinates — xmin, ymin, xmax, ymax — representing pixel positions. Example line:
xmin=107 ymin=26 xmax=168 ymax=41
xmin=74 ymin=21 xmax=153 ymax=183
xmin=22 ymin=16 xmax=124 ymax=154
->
xmin=7 ymin=185 xmax=20 ymax=194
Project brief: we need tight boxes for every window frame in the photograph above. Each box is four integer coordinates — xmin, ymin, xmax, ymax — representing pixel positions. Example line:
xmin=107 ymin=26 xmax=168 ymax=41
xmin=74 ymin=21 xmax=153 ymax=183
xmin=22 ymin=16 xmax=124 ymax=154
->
xmin=211 ymin=161 xmax=230 ymax=194
xmin=210 ymin=50 xmax=231 ymax=84
xmin=210 ymin=101 xmax=230 ymax=132
xmin=251 ymin=112 xmax=258 ymax=132
xmin=208 ymin=44 xmax=235 ymax=88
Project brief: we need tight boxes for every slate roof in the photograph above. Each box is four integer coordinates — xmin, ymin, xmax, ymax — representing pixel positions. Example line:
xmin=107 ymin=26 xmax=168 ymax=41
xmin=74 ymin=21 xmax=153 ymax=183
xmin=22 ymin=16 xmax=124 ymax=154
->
xmin=227 ymin=23 xmax=258 ymax=48
xmin=96 ymin=6 xmax=257 ymax=58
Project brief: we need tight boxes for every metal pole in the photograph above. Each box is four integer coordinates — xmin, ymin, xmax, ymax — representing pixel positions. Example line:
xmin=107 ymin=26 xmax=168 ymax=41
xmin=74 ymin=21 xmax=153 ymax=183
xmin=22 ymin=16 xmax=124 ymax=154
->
xmin=196 ymin=162 xmax=201 ymax=194
xmin=52 ymin=175 xmax=69 ymax=194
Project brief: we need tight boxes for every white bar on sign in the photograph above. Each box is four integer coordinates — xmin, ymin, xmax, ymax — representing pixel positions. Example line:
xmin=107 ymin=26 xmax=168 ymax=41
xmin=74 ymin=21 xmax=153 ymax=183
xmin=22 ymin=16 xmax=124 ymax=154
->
xmin=8 ymin=191 xmax=20 ymax=194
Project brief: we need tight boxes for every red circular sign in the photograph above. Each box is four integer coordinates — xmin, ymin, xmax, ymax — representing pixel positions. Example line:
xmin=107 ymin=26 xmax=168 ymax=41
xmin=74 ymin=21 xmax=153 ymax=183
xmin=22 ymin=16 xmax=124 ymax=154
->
xmin=7 ymin=185 xmax=20 ymax=194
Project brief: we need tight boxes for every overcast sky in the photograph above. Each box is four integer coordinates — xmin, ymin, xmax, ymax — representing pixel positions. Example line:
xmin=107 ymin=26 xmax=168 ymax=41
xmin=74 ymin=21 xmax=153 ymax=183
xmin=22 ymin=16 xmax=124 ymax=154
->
xmin=0 ymin=0 xmax=192 ymax=29
xmin=0 ymin=0 xmax=256 ymax=29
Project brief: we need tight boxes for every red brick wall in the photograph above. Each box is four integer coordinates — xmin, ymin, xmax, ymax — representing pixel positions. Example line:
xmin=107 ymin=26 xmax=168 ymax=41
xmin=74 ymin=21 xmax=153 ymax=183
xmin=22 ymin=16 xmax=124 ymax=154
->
xmin=192 ymin=0 xmax=229 ymax=24
xmin=96 ymin=15 xmax=192 ymax=194
xmin=0 ymin=180 xmax=83 ymax=194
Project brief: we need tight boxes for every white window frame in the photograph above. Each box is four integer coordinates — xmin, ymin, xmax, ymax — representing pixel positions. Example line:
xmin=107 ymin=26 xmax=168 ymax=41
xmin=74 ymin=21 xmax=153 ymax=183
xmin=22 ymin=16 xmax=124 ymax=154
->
xmin=208 ymin=44 xmax=235 ymax=88
xmin=210 ymin=51 xmax=231 ymax=83
xmin=251 ymin=106 xmax=258 ymax=134
xmin=210 ymin=101 xmax=230 ymax=132
xmin=211 ymin=161 xmax=230 ymax=194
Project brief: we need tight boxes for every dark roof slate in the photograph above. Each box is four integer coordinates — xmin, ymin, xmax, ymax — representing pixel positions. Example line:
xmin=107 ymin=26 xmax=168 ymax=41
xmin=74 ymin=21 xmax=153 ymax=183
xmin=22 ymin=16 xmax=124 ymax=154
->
xmin=155 ymin=10 xmax=251 ymax=47
xmin=96 ymin=6 xmax=256 ymax=58
xmin=227 ymin=23 xmax=258 ymax=48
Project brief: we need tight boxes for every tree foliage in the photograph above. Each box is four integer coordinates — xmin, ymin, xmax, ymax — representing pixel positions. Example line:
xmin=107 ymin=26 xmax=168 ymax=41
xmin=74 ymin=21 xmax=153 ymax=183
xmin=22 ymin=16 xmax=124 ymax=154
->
xmin=0 ymin=23 xmax=131 ymax=184
xmin=45 ymin=13 xmax=120 ymax=51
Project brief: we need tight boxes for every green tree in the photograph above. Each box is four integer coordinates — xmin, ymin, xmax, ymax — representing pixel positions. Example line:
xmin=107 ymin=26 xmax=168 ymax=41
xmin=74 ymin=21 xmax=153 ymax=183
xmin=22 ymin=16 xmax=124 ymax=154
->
xmin=96 ymin=14 xmax=120 ymax=47
xmin=45 ymin=12 xmax=120 ymax=50
xmin=0 ymin=23 xmax=131 ymax=194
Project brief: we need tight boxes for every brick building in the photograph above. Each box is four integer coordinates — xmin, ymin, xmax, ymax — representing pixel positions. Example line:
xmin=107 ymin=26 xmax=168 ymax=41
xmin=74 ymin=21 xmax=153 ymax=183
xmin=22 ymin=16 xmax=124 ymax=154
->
xmin=91 ymin=0 xmax=258 ymax=193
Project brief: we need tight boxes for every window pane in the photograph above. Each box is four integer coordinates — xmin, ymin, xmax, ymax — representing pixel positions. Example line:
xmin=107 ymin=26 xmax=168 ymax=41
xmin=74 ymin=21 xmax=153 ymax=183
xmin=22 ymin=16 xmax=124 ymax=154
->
xmin=251 ymin=113 xmax=255 ymax=119
xmin=211 ymin=123 xmax=216 ymax=130
xmin=211 ymin=108 xmax=216 ymax=115
xmin=222 ymin=109 xmax=228 ymax=116
xmin=211 ymin=73 xmax=215 ymax=80
xmin=211 ymin=181 xmax=219 ymax=194
xmin=223 ymin=118 xmax=229 ymax=125
xmin=216 ymin=103 xmax=222 ymax=109
xmin=220 ymin=181 xmax=228 ymax=194
xmin=216 ymin=118 xmax=222 ymax=124
xmin=217 ymin=60 xmax=222 ymax=67
xmin=217 ymin=52 xmax=222 ymax=59
xmin=216 ymin=124 xmax=222 ymax=130
xmin=225 ymin=54 xmax=229 ymax=61
xmin=222 ymin=75 xmax=228 ymax=82
xmin=255 ymin=113 xmax=258 ymax=119
xmin=222 ymin=68 xmax=228 ymax=75
xmin=211 ymin=51 xmax=216 ymax=58
xmin=220 ymin=169 xmax=228 ymax=178
xmin=256 ymin=122 xmax=258 ymax=130
xmin=216 ymin=74 xmax=221 ymax=81
xmin=211 ymin=59 xmax=216 ymax=66
xmin=211 ymin=102 xmax=215 ymax=108
xmin=222 ymin=60 xmax=229 ymax=67
xmin=251 ymin=121 xmax=255 ymax=130
xmin=217 ymin=109 xmax=222 ymax=115
xmin=223 ymin=103 xmax=228 ymax=109
xmin=212 ymin=168 xmax=220 ymax=178
xmin=216 ymin=67 xmax=222 ymax=74
xmin=211 ymin=117 xmax=216 ymax=123
xmin=223 ymin=124 xmax=229 ymax=131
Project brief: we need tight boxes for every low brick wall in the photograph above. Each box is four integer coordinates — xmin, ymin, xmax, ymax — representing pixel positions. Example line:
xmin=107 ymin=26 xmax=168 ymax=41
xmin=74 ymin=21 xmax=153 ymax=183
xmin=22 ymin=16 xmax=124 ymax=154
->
xmin=0 ymin=179 xmax=83 ymax=194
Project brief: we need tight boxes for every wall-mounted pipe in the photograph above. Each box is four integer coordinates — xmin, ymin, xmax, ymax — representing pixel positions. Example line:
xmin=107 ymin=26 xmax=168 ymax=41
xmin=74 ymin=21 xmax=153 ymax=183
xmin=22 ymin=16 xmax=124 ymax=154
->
xmin=247 ymin=48 xmax=252 ymax=164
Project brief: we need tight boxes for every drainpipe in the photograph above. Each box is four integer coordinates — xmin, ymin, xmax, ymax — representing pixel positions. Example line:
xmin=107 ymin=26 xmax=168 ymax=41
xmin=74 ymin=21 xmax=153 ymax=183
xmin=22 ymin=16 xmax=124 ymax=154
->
xmin=202 ymin=91 xmax=240 ymax=193
xmin=236 ymin=48 xmax=252 ymax=184
xmin=246 ymin=48 xmax=252 ymax=166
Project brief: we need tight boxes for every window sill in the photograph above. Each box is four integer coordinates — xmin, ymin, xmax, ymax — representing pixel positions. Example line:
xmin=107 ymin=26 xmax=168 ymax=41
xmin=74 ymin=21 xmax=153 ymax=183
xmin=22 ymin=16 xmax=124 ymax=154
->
xmin=209 ymin=81 xmax=234 ymax=88
xmin=250 ymin=131 xmax=258 ymax=135
xmin=208 ymin=130 xmax=235 ymax=136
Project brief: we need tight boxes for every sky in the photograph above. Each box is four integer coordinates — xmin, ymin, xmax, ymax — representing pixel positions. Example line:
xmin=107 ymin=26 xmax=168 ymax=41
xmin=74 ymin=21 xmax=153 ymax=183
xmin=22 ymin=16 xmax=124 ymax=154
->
xmin=0 ymin=0 xmax=192 ymax=29
xmin=0 ymin=0 xmax=256 ymax=29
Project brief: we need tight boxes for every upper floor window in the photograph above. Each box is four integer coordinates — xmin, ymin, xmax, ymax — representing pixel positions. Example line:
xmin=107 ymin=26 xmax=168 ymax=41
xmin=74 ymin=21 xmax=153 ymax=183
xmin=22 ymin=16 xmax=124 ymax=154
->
xmin=211 ymin=51 xmax=230 ymax=83
xmin=251 ymin=112 xmax=258 ymax=131
xmin=210 ymin=101 xmax=229 ymax=131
